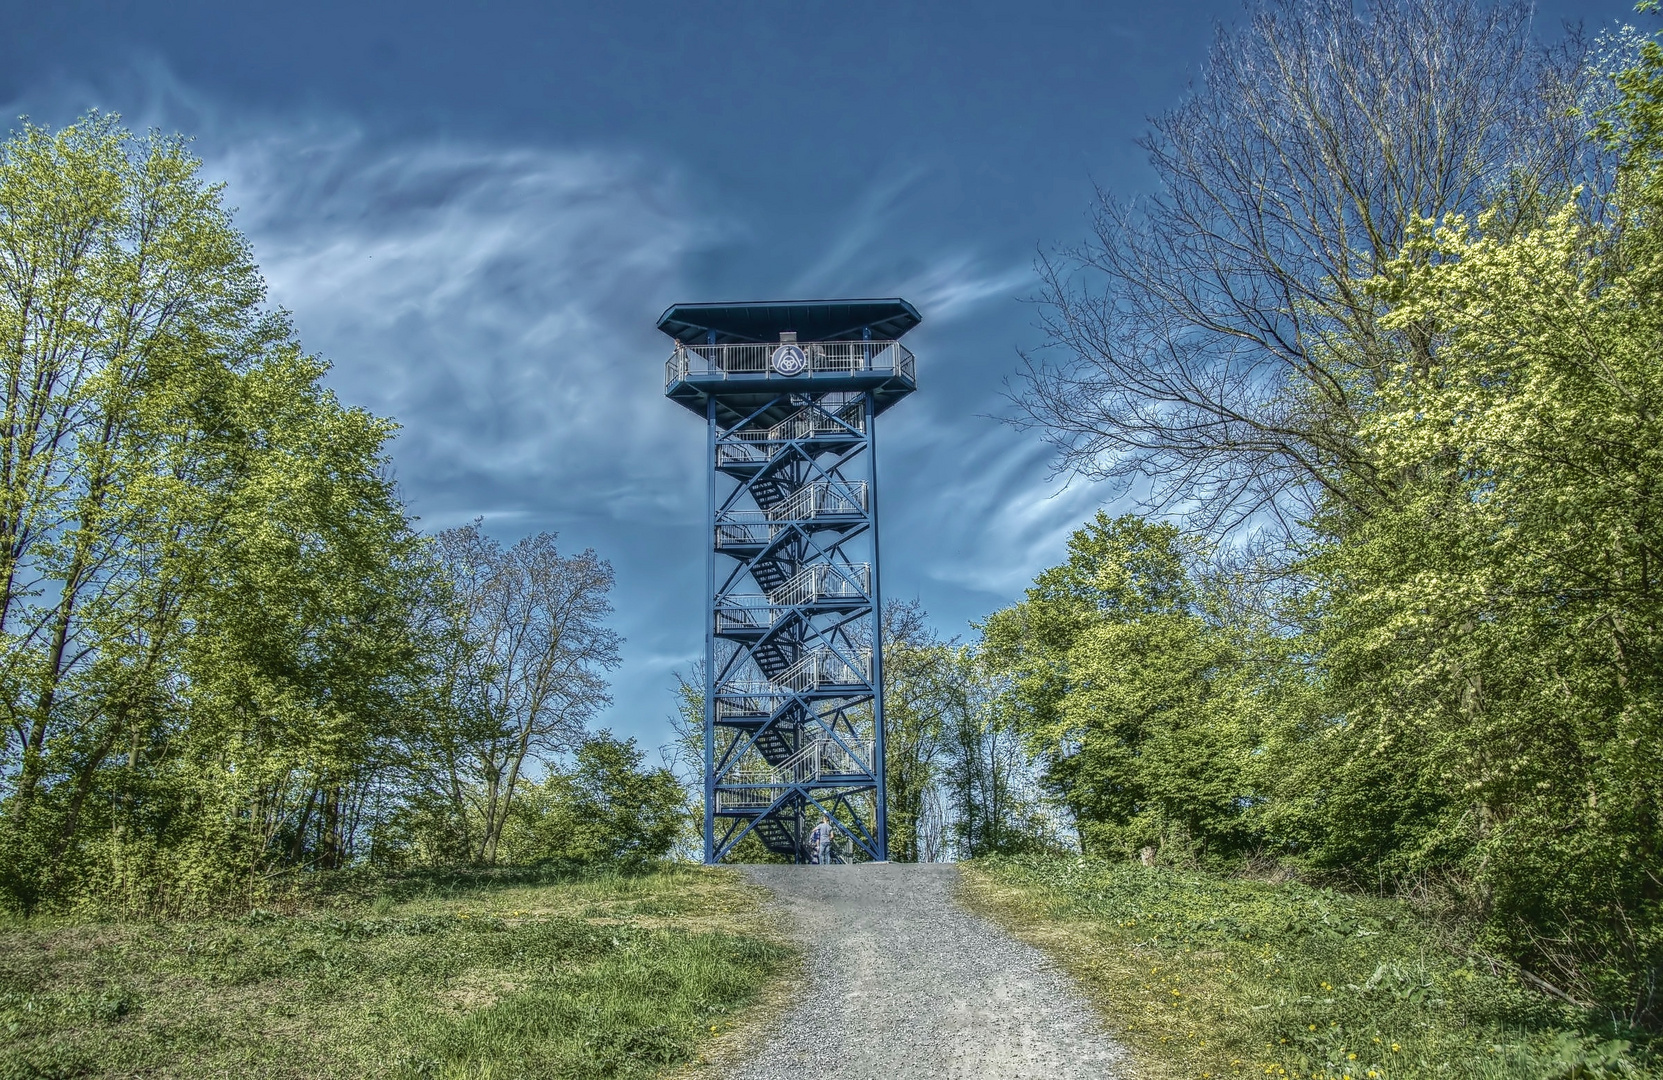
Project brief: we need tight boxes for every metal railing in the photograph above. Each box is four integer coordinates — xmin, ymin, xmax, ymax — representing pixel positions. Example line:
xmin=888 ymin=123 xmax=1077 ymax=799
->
xmin=713 ymin=482 xmax=868 ymax=547
xmin=713 ymin=520 xmax=776 ymax=549
xmin=714 ymin=685 xmax=789 ymax=719
xmin=713 ymin=596 xmax=777 ymax=633
xmin=715 ymin=783 xmax=784 ymax=811
xmin=769 ymin=480 xmax=866 ymax=522
xmin=778 ymin=647 xmax=872 ymax=692
xmin=666 ymin=340 xmax=915 ymax=388
xmin=714 ymin=564 xmax=871 ymax=632
xmin=713 ymin=737 xmax=876 ymax=811
xmin=769 ymin=563 xmax=870 ymax=607
xmin=711 ymin=646 xmax=872 ymax=707
xmin=716 ymin=405 xmax=866 ymax=466
xmin=777 ymin=736 xmax=875 ymax=781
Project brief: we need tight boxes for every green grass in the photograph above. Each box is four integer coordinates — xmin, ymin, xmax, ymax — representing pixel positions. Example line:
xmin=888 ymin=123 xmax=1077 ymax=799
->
xmin=0 ymin=865 xmax=792 ymax=1080
xmin=961 ymin=856 xmax=1656 ymax=1080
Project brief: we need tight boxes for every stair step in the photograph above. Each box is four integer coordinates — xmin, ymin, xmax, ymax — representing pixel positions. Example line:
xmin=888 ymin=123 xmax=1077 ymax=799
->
xmin=751 ymin=816 xmax=797 ymax=855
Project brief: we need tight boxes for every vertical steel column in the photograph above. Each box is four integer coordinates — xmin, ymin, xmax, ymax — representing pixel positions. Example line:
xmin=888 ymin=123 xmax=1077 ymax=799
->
xmin=702 ymin=393 xmax=717 ymax=865
xmin=866 ymin=388 xmax=890 ymax=862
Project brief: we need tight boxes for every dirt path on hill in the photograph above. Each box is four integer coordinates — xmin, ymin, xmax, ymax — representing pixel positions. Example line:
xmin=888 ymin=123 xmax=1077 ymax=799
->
xmin=725 ymin=863 xmax=1128 ymax=1080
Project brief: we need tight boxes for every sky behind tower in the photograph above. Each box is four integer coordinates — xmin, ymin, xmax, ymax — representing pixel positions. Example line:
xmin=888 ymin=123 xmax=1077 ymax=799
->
xmin=1 ymin=0 xmax=1636 ymax=752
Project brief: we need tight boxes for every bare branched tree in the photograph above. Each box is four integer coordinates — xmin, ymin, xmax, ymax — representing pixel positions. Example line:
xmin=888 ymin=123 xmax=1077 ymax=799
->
xmin=431 ymin=523 xmax=621 ymax=864
xmin=1014 ymin=0 xmax=1597 ymax=537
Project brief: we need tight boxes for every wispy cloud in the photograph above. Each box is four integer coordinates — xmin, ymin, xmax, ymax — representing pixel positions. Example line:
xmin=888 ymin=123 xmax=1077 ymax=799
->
xmin=786 ymin=167 xmax=926 ymax=293
xmin=7 ymin=63 xmax=1107 ymax=740
xmin=887 ymin=421 xmax=1114 ymax=598
xmin=214 ymin=130 xmax=716 ymax=528
xmin=784 ymin=164 xmax=1029 ymax=329
xmin=899 ymin=252 xmax=1033 ymax=326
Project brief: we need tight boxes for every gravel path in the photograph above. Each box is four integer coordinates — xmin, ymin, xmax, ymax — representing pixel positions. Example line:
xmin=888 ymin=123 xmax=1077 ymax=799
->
xmin=727 ymin=863 xmax=1128 ymax=1080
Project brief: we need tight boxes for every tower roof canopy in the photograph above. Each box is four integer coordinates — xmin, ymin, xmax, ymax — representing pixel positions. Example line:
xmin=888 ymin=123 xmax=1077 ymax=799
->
xmin=657 ymin=298 xmax=921 ymax=345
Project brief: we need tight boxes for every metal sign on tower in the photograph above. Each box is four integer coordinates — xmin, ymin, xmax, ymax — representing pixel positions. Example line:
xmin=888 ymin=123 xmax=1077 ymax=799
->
xmin=661 ymin=299 xmax=921 ymax=863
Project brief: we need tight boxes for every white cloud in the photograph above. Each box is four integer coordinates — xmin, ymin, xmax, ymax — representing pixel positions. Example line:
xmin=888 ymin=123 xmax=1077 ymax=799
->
xmin=5 ymin=63 xmax=1108 ymax=738
xmin=899 ymin=252 xmax=1033 ymax=326
xmin=886 ymin=421 xmax=1116 ymax=597
xmin=208 ymin=129 xmax=716 ymax=528
xmin=782 ymin=163 xmax=1029 ymax=329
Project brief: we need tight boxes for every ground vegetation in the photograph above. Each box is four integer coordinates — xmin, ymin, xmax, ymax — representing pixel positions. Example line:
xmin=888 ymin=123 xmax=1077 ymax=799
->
xmin=965 ymin=857 xmax=1653 ymax=1080
xmin=0 ymin=864 xmax=788 ymax=1079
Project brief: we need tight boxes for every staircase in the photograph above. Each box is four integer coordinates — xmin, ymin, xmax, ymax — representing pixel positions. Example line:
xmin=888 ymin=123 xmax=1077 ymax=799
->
xmin=704 ymin=388 xmax=882 ymax=864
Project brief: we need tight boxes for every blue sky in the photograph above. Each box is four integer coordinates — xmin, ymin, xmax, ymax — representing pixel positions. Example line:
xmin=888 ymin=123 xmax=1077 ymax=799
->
xmin=3 ymin=0 xmax=1634 ymax=753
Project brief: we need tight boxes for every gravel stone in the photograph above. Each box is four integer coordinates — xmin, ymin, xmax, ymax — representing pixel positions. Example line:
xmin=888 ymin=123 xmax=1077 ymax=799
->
xmin=726 ymin=863 xmax=1128 ymax=1080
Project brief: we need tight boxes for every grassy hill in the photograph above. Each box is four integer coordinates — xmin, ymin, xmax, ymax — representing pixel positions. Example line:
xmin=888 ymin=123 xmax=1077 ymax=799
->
xmin=962 ymin=857 xmax=1656 ymax=1080
xmin=0 ymin=866 xmax=790 ymax=1080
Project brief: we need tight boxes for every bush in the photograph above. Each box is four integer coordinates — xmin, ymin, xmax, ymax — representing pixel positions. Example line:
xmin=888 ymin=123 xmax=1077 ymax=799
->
xmin=499 ymin=734 xmax=686 ymax=870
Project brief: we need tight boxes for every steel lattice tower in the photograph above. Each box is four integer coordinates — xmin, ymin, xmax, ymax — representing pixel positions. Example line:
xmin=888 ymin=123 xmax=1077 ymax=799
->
xmin=662 ymin=299 xmax=920 ymax=863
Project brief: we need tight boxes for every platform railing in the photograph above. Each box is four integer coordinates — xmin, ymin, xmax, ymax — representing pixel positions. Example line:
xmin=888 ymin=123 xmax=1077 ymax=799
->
xmin=713 ymin=685 xmax=789 ymax=719
xmin=713 ymin=482 xmax=868 ymax=547
xmin=714 ymin=737 xmax=876 ymax=810
xmin=716 ymin=406 xmax=866 ymax=466
xmin=712 ymin=648 xmax=872 ymax=708
xmin=714 ymin=783 xmax=784 ymax=811
xmin=768 ymin=480 xmax=867 ymax=522
xmin=777 ymin=736 xmax=875 ymax=782
xmin=714 ymin=565 xmax=871 ymax=632
xmin=777 ymin=647 xmax=872 ymax=693
xmin=768 ymin=563 xmax=870 ymax=607
xmin=666 ymin=340 xmax=914 ymax=388
xmin=712 ymin=596 xmax=776 ymax=633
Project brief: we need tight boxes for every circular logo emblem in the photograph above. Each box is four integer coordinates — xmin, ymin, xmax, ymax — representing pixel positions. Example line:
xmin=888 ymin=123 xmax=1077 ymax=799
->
xmin=770 ymin=343 xmax=808 ymax=376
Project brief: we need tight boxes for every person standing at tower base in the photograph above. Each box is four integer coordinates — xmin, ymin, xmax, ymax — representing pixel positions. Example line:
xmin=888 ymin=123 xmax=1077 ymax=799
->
xmin=808 ymin=815 xmax=833 ymax=865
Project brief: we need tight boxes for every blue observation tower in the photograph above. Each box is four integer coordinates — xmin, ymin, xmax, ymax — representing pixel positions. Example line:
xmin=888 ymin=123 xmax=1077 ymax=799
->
xmin=662 ymin=298 xmax=920 ymax=864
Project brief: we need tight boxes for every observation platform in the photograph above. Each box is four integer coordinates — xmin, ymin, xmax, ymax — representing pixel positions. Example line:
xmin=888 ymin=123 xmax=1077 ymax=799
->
xmin=665 ymin=297 xmax=919 ymax=863
xmin=660 ymin=299 xmax=920 ymax=426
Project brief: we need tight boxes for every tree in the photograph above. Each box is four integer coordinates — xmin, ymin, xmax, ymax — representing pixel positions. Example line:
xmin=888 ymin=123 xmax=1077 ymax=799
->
xmin=939 ymin=649 xmax=1056 ymax=859
xmin=426 ymin=524 xmax=621 ymax=865
xmin=0 ymin=114 xmax=428 ymax=911
xmin=1013 ymin=0 xmax=1594 ymax=536
xmin=881 ymin=600 xmax=959 ymax=862
xmin=0 ymin=114 xmax=269 ymax=887
xmin=500 ymin=734 xmax=685 ymax=870
xmin=982 ymin=514 xmax=1264 ymax=863
xmin=1298 ymin=194 xmax=1663 ymax=1018
xmin=1241 ymin=21 xmax=1663 ymax=1019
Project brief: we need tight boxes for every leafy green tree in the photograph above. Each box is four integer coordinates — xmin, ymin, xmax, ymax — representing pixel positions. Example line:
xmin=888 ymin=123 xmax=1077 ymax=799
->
xmin=1248 ymin=17 xmax=1663 ymax=1019
xmin=983 ymin=514 xmax=1265 ymax=863
xmin=500 ymin=734 xmax=685 ymax=870
xmin=1307 ymin=202 xmax=1663 ymax=1018
xmin=0 ymin=114 xmax=431 ymax=911
xmin=0 ymin=113 xmax=265 ymax=904
xmin=939 ymin=652 xmax=1056 ymax=859
xmin=881 ymin=600 xmax=953 ymax=862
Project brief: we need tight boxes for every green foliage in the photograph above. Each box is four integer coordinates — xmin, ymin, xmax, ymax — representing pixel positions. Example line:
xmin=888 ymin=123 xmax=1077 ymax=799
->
xmin=1281 ymin=42 xmax=1663 ymax=1016
xmin=880 ymin=601 xmax=953 ymax=862
xmin=0 ymin=113 xmax=433 ymax=914
xmin=976 ymin=15 xmax=1663 ymax=1029
xmin=498 ymin=734 xmax=686 ymax=871
xmin=0 ymin=115 xmax=638 ymax=916
xmin=981 ymin=514 xmax=1274 ymax=863
xmin=968 ymin=856 xmax=1657 ymax=1080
